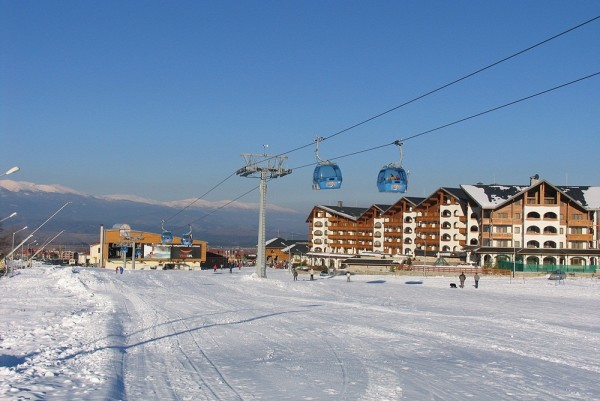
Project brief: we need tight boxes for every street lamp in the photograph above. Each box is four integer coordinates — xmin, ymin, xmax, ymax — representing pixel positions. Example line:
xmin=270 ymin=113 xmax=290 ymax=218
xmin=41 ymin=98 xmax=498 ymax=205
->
xmin=0 ymin=212 xmax=17 ymax=224
xmin=1 ymin=166 xmax=20 ymax=177
xmin=11 ymin=226 xmax=28 ymax=260
xmin=22 ymin=240 xmax=38 ymax=263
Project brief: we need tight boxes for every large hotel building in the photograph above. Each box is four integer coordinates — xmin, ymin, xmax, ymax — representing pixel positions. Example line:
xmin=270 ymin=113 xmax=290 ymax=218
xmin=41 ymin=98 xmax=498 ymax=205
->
xmin=306 ymin=176 xmax=600 ymax=271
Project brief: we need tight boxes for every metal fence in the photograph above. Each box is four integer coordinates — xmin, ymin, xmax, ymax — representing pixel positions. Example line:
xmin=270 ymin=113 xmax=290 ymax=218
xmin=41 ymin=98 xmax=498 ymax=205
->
xmin=497 ymin=260 xmax=597 ymax=274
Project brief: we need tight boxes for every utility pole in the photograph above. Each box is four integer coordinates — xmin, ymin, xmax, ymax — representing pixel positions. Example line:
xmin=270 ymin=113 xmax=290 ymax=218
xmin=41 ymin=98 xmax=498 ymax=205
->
xmin=236 ymin=146 xmax=291 ymax=278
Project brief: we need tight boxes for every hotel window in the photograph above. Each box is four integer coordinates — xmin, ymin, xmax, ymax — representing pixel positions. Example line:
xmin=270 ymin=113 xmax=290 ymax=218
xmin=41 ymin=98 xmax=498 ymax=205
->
xmin=571 ymin=213 xmax=583 ymax=220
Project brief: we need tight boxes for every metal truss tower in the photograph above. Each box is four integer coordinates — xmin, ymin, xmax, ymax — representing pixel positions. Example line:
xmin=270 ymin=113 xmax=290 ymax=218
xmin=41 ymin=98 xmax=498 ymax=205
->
xmin=236 ymin=147 xmax=291 ymax=278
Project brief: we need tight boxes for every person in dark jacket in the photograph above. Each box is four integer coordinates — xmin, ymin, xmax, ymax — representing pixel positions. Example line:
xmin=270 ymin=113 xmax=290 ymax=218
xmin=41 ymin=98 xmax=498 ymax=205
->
xmin=459 ymin=272 xmax=466 ymax=288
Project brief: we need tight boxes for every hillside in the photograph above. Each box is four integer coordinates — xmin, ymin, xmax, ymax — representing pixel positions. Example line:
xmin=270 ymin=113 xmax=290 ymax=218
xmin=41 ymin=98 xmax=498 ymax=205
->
xmin=0 ymin=180 xmax=308 ymax=247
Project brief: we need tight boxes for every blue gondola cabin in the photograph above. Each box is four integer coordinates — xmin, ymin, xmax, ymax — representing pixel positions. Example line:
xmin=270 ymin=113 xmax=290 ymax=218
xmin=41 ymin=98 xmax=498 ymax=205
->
xmin=181 ymin=234 xmax=193 ymax=246
xmin=161 ymin=231 xmax=174 ymax=244
xmin=313 ymin=163 xmax=342 ymax=190
xmin=377 ymin=167 xmax=408 ymax=193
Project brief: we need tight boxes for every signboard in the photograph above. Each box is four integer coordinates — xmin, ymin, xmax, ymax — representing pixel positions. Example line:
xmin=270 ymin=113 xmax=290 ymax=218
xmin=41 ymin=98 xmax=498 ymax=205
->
xmin=143 ymin=244 xmax=171 ymax=259
xmin=171 ymin=245 xmax=202 ymax=259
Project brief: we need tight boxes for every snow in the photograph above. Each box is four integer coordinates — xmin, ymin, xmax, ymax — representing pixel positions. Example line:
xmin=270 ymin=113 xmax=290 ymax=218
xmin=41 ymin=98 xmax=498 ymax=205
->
xmin=1 ymin=265 xmax=599 ymax=401
xmin=0 ymin=180 xmax=84 ymax=196
xmin=582 ymin=187 xmax=600 ymax=209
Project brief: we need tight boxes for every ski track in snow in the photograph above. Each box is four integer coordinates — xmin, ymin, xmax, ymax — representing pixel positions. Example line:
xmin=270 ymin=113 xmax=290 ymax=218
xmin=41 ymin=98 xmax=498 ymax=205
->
xmin=1 ymin=266 xmax=600 ymax=400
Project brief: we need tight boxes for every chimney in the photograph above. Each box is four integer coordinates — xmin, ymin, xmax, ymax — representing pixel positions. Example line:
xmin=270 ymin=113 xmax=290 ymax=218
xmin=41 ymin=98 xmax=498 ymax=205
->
xmin=530 ymin=174 xmax=540 ymax=186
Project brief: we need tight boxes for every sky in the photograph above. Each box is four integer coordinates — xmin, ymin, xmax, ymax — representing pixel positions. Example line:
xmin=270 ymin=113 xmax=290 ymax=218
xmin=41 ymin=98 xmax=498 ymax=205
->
xmin=1 ymin=1 xmax=599 ymax=213
xmin=1 ymin=264 xmax=599 ymax=400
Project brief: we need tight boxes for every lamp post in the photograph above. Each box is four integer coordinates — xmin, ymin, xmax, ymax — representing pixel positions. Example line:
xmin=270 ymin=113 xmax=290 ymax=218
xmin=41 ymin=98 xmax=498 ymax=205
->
xmin=11 ymin=226 xmax=28 ymax=260
xmin=22 ymin=240 xmax=38 ymax=263
xmin=28 ymin=230 xmax=64 ymax=267
xmin=1 ymin=166 xmax=19 ymax=177
xmin=1 ymin=212 xmax=17 ymax=224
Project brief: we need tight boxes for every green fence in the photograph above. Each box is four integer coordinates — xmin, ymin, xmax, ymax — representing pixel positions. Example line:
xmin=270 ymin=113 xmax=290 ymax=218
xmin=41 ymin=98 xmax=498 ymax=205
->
xmin=497 ymin=260 xmax=597 ymax=274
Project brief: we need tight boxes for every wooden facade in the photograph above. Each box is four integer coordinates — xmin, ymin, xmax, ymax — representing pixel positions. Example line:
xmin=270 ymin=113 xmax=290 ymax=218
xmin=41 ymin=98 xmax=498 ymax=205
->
xmin=307 ymin=180 xmax=600 ymax=269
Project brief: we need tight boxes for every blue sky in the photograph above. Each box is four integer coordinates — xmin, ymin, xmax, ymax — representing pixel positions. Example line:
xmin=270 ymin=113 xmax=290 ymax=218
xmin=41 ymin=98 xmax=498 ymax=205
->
xmin=2 ymin=1 xmax=599 ymax=213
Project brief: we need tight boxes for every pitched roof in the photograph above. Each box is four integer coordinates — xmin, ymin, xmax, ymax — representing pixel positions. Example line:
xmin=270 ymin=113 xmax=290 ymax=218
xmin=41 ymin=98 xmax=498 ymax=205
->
xmin=266 ymin=237 xmax=309 ymax=249
xmin=460 ymin=184 xmax=530 ymax=208
xmin=441 ymin=187 xmax=469 ymax=201
xmin=461 ymin=181 xmax=600 ymax=210
xmin=403 ymin=196 xmax=426 ymax=206
xmin=373 ymin=204 xmax=392 ymax=212
xmin=316 ymin=205 xmax=370 ymax=220
xmin=282 ymin=242 xmax=310 ymax=254
xmin=557 ymin=186 xmax=600 ymax=209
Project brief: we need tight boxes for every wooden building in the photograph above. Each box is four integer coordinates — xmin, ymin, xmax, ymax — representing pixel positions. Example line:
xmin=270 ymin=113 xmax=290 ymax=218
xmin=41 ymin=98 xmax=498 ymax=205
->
xmin=306 ymin=176 xmax=600 ymax=271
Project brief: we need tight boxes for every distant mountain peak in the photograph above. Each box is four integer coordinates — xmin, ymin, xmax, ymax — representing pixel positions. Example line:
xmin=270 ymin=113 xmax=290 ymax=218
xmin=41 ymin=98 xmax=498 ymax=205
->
xmin=0 ymin=180 xmax=299 ymax=213
xmin=0 ymin=180 xmax=85 ymax=196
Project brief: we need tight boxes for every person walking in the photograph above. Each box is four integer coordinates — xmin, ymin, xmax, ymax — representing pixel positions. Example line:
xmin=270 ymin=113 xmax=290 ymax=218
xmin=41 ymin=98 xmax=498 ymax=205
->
xmin=474 ymin=272 xmax=480 ymax=288
xmin=213 ymin=264 xmax=217 ymax=273
xmin=309 ymin=268 xmax=315 ymax=281
xmin=292 ymin=268 xmax=298 ymax=281
xmin=346 ymin=271 xmax=351 ymax=282
xmin=459 ymin=272 xmax=466 ymax=288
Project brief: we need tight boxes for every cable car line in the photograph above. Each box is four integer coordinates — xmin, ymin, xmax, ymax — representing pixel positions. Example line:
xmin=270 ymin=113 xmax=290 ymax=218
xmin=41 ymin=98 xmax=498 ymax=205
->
xmin=162 ymin=69 xmax=599 ymax=234
xmin=290 ymin=70 xmax=600 ymax=170
xmin=162 ymin=170 xmax=238 ymax=224
xmin=160 ymin=17 xmax=599 ymax=227
xmin=243 ymin=15 xmax=600 ymax=167
xmin=318 ymin=15 xmax=600 ymax=145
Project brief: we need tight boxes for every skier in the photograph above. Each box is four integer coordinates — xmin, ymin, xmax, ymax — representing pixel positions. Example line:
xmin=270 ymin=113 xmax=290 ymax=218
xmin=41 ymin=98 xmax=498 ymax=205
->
xmin=213 ymin=264 xmax=217 ymax=273
xmin=346 ymin=271 xmax=351 ymax=282
xmin=474 ymin=272 xmax=480 ymax=288
xmin=459 ymin=272 xmax=466 ymax=288
xmin=309 ymin=268 xmax=315 ymax=281
xmin=292 ymin=268 xmax=298 ymax=281
xmin=119 ymin=266 xmax=124 ymax=274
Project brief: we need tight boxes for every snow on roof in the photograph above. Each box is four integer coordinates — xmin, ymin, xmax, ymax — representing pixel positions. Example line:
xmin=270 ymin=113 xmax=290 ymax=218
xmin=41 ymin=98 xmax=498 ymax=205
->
xmin=583 ymin=186 xmax=600 ymax=209
xmin=463 ymin=182 xmax=600 ymax=210
xmin=318 ymin=205 xmax=369 ymax=220
xmin=461 ymin=184 xmax=529 ymax=208
xmin=558 ymin=186 xmax=600 ymax=209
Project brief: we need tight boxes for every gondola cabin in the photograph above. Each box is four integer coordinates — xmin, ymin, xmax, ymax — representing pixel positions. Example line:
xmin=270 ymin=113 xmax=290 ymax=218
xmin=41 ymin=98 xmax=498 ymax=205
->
xmin=313 ymin=163 xmax=342 ymax=190
xmin=181 ymin=234 xmax=193 ymax=246
xmin=161 ymin=230 xmax=174 ymax=244
xmin=377 ymin=167 xmax=408 ymax=193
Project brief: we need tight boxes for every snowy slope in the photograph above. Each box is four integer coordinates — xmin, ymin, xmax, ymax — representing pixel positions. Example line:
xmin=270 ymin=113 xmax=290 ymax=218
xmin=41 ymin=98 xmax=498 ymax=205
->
xmin=1 ymin=266 xmax=599 ymax=400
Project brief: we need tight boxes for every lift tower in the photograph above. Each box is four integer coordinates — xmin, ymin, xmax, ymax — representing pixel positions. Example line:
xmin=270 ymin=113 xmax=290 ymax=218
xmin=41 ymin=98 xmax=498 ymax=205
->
xmin=236 ymin=146 xmax=291 ymax=278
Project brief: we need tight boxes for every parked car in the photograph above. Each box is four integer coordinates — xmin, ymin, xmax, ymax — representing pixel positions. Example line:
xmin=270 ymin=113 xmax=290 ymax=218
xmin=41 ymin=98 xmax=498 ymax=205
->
xmin=319 ymin=270 xmax=330 ymax=277
xmin=548 ymin=270 xmax=566 ymax=280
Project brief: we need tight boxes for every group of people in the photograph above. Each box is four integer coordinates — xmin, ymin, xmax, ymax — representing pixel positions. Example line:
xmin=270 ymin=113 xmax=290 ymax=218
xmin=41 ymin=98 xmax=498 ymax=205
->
xmin=115 ymin=266 xmax=124 ymax=274
xmin=458 ymin=271 xmax=480 ymax=288
xmin=291 ymin=267 xmax=351 ymax=282
xmin=213 ymin=263 xmax=242 ymax=273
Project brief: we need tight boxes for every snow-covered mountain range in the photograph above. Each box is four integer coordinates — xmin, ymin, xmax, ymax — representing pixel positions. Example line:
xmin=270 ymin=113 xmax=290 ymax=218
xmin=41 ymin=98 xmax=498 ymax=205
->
xmin=0 ymin=180 xmax=307 ymax=247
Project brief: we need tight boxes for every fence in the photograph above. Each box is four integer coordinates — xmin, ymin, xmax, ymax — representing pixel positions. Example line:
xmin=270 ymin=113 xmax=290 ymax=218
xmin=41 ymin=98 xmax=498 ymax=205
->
xmin=497 ymin=260 xmax=597 ymax=274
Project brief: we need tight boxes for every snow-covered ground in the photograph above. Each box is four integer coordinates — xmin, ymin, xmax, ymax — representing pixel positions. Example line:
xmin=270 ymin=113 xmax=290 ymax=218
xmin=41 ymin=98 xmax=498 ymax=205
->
xmin=1 ymin=265 xmax=599 ymax=401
